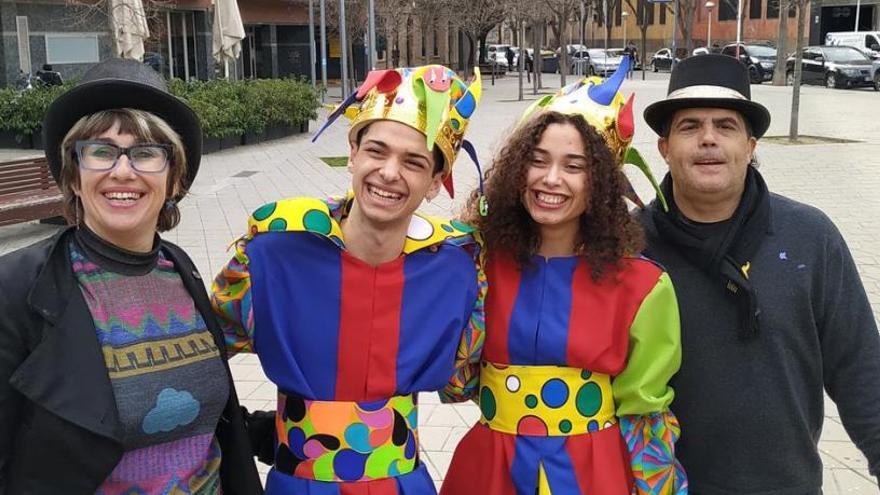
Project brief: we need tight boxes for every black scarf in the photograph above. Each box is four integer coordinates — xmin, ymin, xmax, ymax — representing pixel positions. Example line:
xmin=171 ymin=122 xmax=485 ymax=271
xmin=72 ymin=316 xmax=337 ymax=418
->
xmin=652 ymin=166 xmax=771 ymax=339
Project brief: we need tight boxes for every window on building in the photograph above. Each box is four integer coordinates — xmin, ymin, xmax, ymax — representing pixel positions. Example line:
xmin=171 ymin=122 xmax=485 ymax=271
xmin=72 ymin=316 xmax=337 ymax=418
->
xmin=719 ymin=0 xmax=737 ymax=21
xmin=615 ymin=0 xmax=622 ymax=25
xmin=767 ymin=0 xmax=779 ymax=18
xmin=647 ymin=2 xmax=655 ymax=24
xmin=45 ymin=34 xmax=99 ymax=64
xmin=749 ymin=0 xmax=762 ymax=18
xmin=433 ymin=28 xmax=439 ymax=56
xmin=660 ymin=3 xmax=667 ymax=24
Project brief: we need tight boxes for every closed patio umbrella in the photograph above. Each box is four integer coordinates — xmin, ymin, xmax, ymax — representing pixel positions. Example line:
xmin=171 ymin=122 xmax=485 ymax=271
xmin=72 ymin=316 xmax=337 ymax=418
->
xmin=212 ymin=0 xmax=245 ymax=77
xmin=110 ymin=0 xmax=150 ymax=60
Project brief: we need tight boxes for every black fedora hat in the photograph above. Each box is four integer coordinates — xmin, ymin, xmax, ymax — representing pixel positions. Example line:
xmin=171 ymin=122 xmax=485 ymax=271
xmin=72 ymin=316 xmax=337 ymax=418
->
xmin=643 ymin=54 xmax=771 ymax=138
xmin=42 ymin=58 xmax=202 ymax=198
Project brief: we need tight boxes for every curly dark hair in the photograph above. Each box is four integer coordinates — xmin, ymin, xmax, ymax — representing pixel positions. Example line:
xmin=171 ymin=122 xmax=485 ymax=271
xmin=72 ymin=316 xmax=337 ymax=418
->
xmin=464 ymin=111 xmax=644 ymax=281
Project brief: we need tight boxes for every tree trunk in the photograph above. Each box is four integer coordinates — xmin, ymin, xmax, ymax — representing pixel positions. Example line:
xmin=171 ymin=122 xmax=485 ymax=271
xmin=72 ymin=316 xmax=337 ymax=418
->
xmin=789 ymin=0 xmax=808 ymax=140
xmin=772 ymin=0 xmax=789 ymax=85
xmin=558 ymin=16 xmax=569 ymax=87
xmin=684 ymin=3 xmax=695 ymax=55
xmin=519 ymin=20 xmax=525 ymax=101
xmin=533 ymin=22 xmax=540 ymax=94
xmin=641 ymin=25 xmax=647 ymax=80
xmin=538 ymin=21 xmax=544 ymax=88
xmin=348 ymin=39 xmax=357 ymax=88
xmin=479 ymin=34 xmax=488 ymax=64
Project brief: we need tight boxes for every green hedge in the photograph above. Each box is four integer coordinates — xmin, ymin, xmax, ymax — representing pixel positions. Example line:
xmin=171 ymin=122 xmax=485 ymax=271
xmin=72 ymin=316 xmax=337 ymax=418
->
xmin=169 ymin=78 xmax=322 ymax=138
xmin=0 ymin=81 xmax=75 ymax=136
xmin=0 ymin=78 xmax=321 ymax=140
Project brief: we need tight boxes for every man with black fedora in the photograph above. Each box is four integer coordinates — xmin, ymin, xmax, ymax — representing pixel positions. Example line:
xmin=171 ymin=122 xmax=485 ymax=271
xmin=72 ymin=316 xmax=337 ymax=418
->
xmin=638 ymin=54 xmax=880 ymax=493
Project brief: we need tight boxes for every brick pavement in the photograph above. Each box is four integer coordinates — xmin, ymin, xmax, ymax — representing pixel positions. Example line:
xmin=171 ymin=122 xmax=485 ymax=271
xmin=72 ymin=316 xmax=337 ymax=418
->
xmin=1 ymin=71 xmax=879 ymax=491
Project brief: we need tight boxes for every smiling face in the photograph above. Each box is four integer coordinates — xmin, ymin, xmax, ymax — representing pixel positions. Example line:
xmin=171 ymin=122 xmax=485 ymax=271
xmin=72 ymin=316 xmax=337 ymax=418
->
xmin=659 ymin=107 xmax=756 ymax=219
xmin=76 ymin=121 xmax=171 ymax=252
xmin=348 ymin=120 xmax=443 ymax=229
xmin=522 ymin=122 xmax=590 ymax=242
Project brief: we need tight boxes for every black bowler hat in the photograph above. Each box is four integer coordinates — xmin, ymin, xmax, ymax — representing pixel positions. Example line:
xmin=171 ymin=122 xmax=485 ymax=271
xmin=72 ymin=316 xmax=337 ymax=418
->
xmin=643 ymin=54 xmax=771 ymax=138
xmin=43 ymin=58 xmax=202 ymax=197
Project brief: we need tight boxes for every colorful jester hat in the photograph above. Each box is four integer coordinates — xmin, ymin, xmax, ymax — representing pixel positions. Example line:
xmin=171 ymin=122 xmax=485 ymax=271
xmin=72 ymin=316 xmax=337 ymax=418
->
xmin=519 ymin=57 xmax=667 ymax=211
xmin=312 ymin=65 xmax=483 ymax=198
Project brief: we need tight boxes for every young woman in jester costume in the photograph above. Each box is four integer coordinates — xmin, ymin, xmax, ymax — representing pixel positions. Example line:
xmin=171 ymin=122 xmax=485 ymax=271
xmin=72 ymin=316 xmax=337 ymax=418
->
xmin=440 ymin=58 xmax=688 ymax=495
xmin=211 ymin=64 xmax=486 ymax=495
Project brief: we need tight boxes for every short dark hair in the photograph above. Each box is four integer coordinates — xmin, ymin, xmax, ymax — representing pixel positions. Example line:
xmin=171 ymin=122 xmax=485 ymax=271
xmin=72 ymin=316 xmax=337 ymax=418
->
xmin=355 ymin=122 xmax=445 ymax=175
xmin=660 ymin=109 xmax=754 ymax=138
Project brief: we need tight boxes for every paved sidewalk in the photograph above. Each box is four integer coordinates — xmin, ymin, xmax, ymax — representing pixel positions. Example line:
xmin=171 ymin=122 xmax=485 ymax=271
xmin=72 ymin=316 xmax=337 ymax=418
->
xmin=2 ymin=72 xmax=879 ymax=491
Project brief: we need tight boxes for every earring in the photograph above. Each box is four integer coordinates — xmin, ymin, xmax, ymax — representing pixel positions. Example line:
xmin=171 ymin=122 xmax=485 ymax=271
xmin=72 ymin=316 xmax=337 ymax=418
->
xmin=164 ymin=199 xmax=176 ymax=210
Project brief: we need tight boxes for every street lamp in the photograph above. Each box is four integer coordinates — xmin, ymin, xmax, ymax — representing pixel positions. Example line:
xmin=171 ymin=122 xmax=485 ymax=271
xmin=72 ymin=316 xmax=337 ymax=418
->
xmin=621 ymin=10 xmax=629 ymax=48
xmin=705 ymin=1 xmax=715 ymax=49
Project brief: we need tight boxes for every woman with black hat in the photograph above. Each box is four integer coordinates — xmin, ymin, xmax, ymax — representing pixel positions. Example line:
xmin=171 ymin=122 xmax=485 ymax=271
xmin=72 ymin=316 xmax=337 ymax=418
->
xmin=0 ymin=58 xmax=263 ymax=494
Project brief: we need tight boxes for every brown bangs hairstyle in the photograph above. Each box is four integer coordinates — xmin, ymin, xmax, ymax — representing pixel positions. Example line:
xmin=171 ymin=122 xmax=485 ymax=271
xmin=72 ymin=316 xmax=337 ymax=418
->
xmin=58 ymin=108 xmax=188 ymax=232
xmin=464 ymin=111 xmax=644 ymax=281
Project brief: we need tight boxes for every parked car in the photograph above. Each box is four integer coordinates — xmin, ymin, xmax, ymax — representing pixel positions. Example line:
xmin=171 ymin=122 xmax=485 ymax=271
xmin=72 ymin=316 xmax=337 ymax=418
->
xmin=650 ymin=48 xmax=678 ymax=72
xmin=485 ymin=44 xmax=511 ymax=70
xmin=786 ymin=45 xmax=877 ymax=90
xmin=570 ymin=49 xmax=624 ymax=76
xmin=607 ymin=48 xmax=642 ymax=70
xmin=720 ymin=43 xmax=777 ymax=84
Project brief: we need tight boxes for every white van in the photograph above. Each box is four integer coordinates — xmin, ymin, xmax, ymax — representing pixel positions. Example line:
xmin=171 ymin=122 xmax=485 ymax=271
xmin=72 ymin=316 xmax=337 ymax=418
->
xmin=825 ymin=31 xmax=880 ymax=59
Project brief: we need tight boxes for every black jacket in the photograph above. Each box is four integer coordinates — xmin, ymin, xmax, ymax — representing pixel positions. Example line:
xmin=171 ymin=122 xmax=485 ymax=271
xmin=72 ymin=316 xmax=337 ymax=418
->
xmin=0 ymin=227 xmax=263 ymax=494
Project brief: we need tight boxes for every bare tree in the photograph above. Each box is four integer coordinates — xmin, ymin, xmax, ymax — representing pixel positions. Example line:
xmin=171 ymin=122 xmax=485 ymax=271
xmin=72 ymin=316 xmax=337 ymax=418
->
xmin=772 ymin=0 xmax=789 ymax=84
xmin=544 ymin=0 xmax=578 ymax=86
xmin=411 ymin=0 xmax=451 ymax=65
xmin=324 ymin=0 xmax=369 ymax=87
xmin=676 ymin=0 xmax=697 ymax=55
xmin=505 ymin=0 xmax=545 ymax=98
xmin=623 ymin=0 xmax=650 ymax=80
xmin=63 ymin=0 xmax=172 ymax=49
xmin=788 ymin=0 xmax=809 ymax=140
xmin=377 ymin=0 xmax=412 ymax=67
xmin=448 ymin=0 xmax=506 ymax=76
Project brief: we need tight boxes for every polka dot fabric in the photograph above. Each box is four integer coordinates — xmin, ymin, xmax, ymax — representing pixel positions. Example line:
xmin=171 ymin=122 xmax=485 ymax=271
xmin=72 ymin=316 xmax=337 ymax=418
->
xmin=275 ymin=393 xmax=419 ymax=482
xmin=477 ymin=363 xmax=617 ymax=437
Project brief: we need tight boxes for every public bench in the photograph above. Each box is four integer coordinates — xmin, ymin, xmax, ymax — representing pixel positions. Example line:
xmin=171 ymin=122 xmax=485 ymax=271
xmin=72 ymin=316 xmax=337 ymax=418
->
xmin=0 ymin=156 xmax=64 ymax=226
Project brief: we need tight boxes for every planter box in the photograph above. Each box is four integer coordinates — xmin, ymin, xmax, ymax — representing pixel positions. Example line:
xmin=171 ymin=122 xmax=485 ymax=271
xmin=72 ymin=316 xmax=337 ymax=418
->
xmin=31 ymin=129 xmax=44 ymax=150
xmin=0 ymin=130 xmax=33 ymax=149
xmin=203 ymin=136 xmax=221 ymax=154
xmin=241 ymin=130 xmax=265 ymax=146
xmin=265 ymin=125 xmax=286 ymax=141
xmin=220 ymin=135 xmax=240 ymax=150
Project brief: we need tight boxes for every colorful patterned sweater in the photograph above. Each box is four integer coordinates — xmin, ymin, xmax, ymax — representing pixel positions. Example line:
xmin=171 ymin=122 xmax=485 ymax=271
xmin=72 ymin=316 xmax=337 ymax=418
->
xmin=69 ymin=228 xmax=229 ymax=495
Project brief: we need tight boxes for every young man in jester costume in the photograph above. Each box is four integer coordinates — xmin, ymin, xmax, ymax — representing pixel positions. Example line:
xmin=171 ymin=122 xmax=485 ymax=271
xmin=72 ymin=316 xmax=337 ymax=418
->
xmin=440 ymin=58 xmax=687 ymax=494
xmin=211 ymin=65 xmax=485 ymax=494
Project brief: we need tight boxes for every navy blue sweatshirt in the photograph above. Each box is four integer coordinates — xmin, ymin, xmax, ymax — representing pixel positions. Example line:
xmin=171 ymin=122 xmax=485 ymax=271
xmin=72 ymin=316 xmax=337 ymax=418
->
xmin=639 ymin=193 xmax=880 ymax=495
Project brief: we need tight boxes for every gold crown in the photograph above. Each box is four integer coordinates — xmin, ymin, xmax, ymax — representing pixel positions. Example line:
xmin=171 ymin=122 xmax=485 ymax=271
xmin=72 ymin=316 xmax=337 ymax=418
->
xmin=518 ymin=58 xmax=666 ymax=210
xmin=313 ymin=65 xmax=482 ymax=197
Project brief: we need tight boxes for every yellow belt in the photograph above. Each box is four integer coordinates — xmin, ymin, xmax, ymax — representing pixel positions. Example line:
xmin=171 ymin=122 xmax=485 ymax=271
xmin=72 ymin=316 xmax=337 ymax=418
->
xmin=478 ymin=362 xmax=617 ymax=436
